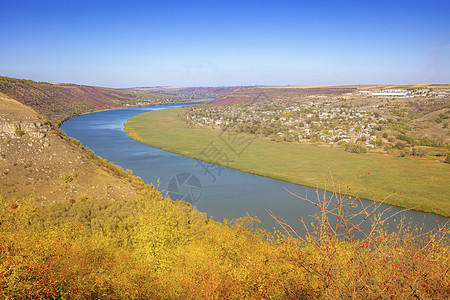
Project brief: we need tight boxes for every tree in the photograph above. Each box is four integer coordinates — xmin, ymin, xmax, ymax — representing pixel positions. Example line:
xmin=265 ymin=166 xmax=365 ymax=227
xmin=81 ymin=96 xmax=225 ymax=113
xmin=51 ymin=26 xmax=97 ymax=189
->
xmin=345 ymin=143 xmax=367 ymax=154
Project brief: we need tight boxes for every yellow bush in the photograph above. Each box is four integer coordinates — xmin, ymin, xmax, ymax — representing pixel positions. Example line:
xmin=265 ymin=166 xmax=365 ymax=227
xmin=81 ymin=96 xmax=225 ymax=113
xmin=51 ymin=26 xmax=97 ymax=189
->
xmin=0 ymin=188 xmax=448 ymax=299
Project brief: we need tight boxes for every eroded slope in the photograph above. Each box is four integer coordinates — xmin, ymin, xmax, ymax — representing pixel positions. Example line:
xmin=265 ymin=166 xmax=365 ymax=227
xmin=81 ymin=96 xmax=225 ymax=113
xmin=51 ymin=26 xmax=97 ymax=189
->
xmin=0 ymin=93 xmax=137 ymax=205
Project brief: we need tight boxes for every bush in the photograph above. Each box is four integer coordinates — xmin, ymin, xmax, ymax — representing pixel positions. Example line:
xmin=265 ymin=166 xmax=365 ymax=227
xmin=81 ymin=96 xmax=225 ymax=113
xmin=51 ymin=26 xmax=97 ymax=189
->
xmin=427 ymin=148 xmax=446 ymax=157
xmin=357 ymin=136 xmax=367 ymax=142
xmin=445 ymin=150 xmax=450 ymax=164
xmin=270 ymin=183 xmax=450 ymax=299
xmin=418 ymin=138 xmax=442 ymax=148
xmin=345 ymin=143 xmax=367 ymax=153
xmin=389 ymin=121 xmax=411 ymax=134
xmin=60 ymin=174 xmax=73 ymax=183
xmin=396 ymin=134 xmax=416 ymax=145
xmin=1 ymin=185 xmax=448 ymax=299
xmin=411 ymin=147 xmax=427 ymax=157
xmin=15 ymin=128 xmax=25 ymax=137
xmin=376 ymin=138 xmax=383 ymax=146
xmin=399 ymin=149 xmax=409 ymax=157
xmin=394 ymin=140 xmax=407 ymax=149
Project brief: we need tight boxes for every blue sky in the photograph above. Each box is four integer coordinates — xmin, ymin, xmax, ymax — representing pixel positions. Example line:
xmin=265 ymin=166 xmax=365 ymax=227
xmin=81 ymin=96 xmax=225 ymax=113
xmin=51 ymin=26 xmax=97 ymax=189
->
xmin=0 ymin=0 xmax=449 ymax=87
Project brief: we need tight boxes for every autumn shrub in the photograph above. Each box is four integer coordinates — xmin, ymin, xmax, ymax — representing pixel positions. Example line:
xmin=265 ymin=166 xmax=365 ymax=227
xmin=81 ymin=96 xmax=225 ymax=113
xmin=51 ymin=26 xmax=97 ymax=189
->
xmin=67 ymin=136 xmax=84 ymax=149
xmin=399 ymin=148 xmax=410 ymax=157
xmin=0 ymin=181 xmax=448 ymax=299
xmin=389 ymin=121 xmax=411 ymax=134
xmin=396 ymin=133 xmax=416 ymax=145
xmin=60 ymin=174 xmax=73 ymax=183
xmin=14 ymin=128 xmax=25 ymax=137
xmin=445 ymin=150 xmax=450 ymax=164
xmin=270 ymin=179 xmax=450 ymax=299
xmin=418 ymin=138 xmax=442 ymax=148
xmin=394 ymin=140 xmax=407 ymax=149
xmin=345 ymin=143 xmax=367 ymax=153
xmin=411 ymin=147 xmax=427 ymax=157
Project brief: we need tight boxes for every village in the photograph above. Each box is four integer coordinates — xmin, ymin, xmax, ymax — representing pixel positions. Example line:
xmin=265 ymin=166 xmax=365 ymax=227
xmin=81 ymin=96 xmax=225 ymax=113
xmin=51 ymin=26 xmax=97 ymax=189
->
xmin=186 ymin=100 xmax=385 ymax=147
xmin=184 ymin=88 xmax=450 ymax=156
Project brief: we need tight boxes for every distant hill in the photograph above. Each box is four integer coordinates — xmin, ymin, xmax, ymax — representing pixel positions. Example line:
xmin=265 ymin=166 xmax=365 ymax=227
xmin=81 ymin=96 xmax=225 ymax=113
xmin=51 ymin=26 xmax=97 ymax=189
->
xmin=128 ymin=86 xmax=240 ymax=99
xmin=0 ymin=76 xmax=189 ymax=126
xmin=207 ymin=84 xmax=450 ymax=106
xmin=209 ymin=86 xmax=356 ymax=106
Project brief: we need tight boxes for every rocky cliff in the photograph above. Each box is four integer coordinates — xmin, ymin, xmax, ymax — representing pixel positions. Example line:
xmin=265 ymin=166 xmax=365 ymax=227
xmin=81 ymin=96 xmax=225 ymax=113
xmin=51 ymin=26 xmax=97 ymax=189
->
xmin=0 ymin=92 xmax=137 ymax=205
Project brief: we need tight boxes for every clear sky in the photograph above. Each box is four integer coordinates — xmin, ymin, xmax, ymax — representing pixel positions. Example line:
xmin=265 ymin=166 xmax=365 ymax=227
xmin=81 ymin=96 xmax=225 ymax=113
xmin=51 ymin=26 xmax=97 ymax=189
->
xmin=1 ymin=0 xmax=449 ymax=87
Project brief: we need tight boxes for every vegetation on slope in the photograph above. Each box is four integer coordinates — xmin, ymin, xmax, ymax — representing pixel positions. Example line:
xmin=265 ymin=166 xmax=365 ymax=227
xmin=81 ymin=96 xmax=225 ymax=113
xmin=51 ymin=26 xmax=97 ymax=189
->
xmin=0 ymin=76 xmax=189 ymax=125
xmin=0 ymin=94 xmax=139 ymax=204
xmin=1 ymin=186 xmax=448 ymax=299
xmin=124 ymin=107 xmax=450 ymax=216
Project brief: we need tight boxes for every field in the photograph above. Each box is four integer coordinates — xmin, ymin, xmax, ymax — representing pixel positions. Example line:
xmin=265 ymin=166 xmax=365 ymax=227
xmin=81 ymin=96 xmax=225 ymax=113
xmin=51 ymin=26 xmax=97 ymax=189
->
xmin=125 ymin=107 xmax=450 ymax=217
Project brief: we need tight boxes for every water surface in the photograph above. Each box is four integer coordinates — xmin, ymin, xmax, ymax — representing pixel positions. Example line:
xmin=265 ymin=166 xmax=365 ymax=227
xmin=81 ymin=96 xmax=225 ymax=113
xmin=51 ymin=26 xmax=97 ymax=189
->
xmin=61 ymin=104 xmax=447 ymax=234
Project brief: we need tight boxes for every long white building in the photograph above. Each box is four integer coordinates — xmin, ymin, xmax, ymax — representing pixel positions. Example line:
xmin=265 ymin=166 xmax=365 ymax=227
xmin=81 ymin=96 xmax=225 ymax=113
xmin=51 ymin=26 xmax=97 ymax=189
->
xmin=358 ymin=89 xmax=411 ymax=97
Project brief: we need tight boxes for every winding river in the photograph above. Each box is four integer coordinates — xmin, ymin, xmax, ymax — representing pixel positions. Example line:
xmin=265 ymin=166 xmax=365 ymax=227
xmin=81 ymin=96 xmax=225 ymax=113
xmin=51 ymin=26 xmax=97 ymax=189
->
xmin=61 ymin=104 xmax=447 ymax=233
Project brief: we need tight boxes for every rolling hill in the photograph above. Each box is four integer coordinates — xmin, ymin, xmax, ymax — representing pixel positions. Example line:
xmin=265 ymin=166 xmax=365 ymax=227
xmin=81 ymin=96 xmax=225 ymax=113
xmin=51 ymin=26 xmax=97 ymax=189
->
xmin=0 ymin=76 xmax=189 ymax=125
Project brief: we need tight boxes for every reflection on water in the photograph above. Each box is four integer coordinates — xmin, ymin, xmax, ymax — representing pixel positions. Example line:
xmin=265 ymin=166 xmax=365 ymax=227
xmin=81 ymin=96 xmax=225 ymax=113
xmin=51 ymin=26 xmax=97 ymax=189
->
xmin=61 ymin=104 xmax=448 ymax=234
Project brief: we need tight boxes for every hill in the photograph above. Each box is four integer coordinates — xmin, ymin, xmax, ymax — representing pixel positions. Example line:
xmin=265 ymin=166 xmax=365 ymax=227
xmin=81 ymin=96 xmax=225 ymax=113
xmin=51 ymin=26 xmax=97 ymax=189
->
xmin=128 ymin=86 xmax=240 ymax=99
xmin=0 ymin=76 xmax=190 ymax=125
xmin=209 ymin=84 xmax=450 ymax=108
xmin=0 ymin=92 xmax=139 ymax=205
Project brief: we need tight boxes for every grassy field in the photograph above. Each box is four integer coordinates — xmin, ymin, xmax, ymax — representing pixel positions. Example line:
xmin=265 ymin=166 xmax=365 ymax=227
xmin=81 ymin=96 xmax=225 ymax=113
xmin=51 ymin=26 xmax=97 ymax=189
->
xmin=124 ymin=107 xmax=450 ymax=217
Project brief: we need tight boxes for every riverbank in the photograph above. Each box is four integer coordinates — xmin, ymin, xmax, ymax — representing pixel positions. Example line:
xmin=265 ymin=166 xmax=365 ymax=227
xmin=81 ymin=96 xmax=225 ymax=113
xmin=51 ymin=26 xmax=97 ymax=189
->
xmin=124 ymin=107 xmax=450 ymax=217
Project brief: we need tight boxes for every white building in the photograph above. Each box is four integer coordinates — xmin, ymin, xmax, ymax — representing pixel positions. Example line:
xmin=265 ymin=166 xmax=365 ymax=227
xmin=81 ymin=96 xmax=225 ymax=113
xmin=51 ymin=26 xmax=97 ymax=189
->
xmin=359 ymin=89 xmax=411 ymax=97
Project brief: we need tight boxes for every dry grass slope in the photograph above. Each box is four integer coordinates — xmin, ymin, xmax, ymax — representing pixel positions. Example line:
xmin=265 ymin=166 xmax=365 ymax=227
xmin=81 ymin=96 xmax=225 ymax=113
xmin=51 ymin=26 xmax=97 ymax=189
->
xmin=0 ymin=76 xmax=186 ymax=125
xmin=0 ymin=93 xmax=138 ymax=205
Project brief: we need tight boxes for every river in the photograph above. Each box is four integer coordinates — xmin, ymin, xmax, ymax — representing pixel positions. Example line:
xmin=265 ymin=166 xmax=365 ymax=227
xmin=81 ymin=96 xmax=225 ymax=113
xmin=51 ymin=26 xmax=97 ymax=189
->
xmin=61 ymin=104 xmax=447 ymax=234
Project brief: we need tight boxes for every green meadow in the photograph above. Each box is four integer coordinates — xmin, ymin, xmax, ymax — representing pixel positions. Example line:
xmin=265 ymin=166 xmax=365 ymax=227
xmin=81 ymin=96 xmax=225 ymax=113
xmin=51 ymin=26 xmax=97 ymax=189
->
xmin=124 ymin=107 xmax=450 ymax=217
